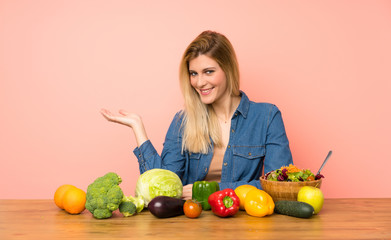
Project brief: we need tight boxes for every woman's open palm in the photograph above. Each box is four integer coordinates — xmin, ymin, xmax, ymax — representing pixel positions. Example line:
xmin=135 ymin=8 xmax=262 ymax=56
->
xmin=100 ymin=109 xmax=142 ymax=128
xmin=101 ymin=108 xmax=148 ymax=147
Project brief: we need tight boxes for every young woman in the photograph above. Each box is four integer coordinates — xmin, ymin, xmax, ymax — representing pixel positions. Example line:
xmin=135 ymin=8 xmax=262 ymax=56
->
xmin=101 ymin=31 xmax=293 ymax=199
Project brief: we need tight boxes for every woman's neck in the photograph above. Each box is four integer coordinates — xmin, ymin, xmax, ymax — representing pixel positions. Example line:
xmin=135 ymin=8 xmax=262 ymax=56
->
xmin=212 ymin=94 xmax=241 ymax=123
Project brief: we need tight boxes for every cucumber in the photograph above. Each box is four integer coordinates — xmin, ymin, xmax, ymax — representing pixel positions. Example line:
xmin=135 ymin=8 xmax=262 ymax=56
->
xmin=274 ymin=200 xmax=314 ymax=218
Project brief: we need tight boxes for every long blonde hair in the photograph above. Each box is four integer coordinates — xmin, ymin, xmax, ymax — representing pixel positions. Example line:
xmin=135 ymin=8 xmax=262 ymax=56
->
xmin=179 ymin=31 xmax=240 ymax=154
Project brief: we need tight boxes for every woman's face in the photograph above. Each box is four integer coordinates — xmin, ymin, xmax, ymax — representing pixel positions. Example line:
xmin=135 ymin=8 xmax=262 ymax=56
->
xmin=189 ymin=54 xmax=229 ymax=105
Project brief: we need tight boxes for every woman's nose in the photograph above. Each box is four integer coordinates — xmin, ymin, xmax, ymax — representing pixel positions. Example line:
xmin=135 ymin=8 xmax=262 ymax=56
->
xmin=196 ymin=75 xmax=207 ymax=87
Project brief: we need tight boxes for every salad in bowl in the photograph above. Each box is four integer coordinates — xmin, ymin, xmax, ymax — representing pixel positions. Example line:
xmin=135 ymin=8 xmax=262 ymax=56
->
xmin=265 ymin=164 xmax=324 ymax=182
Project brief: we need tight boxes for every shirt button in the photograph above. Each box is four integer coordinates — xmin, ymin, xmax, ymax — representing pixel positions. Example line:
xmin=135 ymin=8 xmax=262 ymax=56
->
xmin=224 ymin=162 xmax=227 ymax=166
xmin=228 ymin=145 xmax=231 ymax=148
xmin=248 ymin=152 xmax=252 ymax=156
xmin=139 ymin=154 xmax=142 ymax=158
xmin=205 ymin=168 xmax=208 ymax=172
xmin=235 ymin=113 xmax=238 ymax=116
xmin=231 ymin=129 xmax=235 ymax=133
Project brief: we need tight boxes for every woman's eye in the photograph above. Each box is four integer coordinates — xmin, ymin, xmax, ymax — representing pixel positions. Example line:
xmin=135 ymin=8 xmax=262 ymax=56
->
xmin=205 ymin=70 xmax=214 ymax=74
xmin=189 ymin=72 xmax=197 ymax=76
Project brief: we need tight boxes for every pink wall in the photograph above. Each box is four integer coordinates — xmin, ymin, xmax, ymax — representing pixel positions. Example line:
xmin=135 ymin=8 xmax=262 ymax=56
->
xmin=1 ymin=0 xmax=390 ymax=199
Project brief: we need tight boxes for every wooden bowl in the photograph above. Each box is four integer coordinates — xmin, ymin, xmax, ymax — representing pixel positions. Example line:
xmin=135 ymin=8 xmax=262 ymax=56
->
xmin=260 ymin=176 xmax=322 ymax=202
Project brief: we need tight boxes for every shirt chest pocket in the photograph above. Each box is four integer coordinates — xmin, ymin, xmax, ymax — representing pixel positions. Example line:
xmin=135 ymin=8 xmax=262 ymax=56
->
xmin=232 ymin=146 xmax=265 ymax=160
xmin=232 ymin=146 xmax=265 ymax=180
xmin=189 ymin=152 xmax=201 ymax=160
xmin=188 ymin=152 xmax=202 ymax=178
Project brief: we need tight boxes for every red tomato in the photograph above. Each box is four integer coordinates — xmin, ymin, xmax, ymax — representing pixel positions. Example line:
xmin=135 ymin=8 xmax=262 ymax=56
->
xmin=183 ymin=200 xmax=202 ymax=218
xmin=306 ymin=176 xmax=315 ymax=181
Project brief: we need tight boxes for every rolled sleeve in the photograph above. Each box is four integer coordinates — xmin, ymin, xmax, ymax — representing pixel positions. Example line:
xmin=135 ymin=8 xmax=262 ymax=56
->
xmin=133 ymin=140 xmax=161 ymax=174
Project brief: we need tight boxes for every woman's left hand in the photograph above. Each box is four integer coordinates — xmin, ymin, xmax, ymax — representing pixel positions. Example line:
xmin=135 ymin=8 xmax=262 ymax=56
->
xmin=182 ymin=184 xmax=193 ymax=200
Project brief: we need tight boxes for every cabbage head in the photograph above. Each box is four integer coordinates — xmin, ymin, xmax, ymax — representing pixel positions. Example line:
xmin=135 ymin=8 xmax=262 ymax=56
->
xmin=135 ymin=169 xmax=183 ymax=206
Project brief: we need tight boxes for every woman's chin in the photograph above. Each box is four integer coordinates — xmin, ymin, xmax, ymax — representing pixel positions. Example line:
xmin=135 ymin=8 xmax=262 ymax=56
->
xmin=199 ymin=95 xmax=215 ymax=105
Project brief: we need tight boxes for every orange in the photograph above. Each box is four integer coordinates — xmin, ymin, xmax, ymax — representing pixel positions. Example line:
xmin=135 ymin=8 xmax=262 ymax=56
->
xmin=62 ymin=187 xmax=86 ymax=214
xmin=54 ymin=184 xmax=77 ymax=209
xmin=234 ymin=185 xmax=258 ymax=210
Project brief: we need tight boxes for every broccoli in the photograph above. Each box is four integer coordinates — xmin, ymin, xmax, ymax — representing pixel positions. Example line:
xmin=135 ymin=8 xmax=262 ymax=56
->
xmin=122 ymin=195 xmax=144 ymax=214
xmin=119 ymin=198 xmax=137 ymax=217
xmin=85 ymin=172 xmax=124 ymax=219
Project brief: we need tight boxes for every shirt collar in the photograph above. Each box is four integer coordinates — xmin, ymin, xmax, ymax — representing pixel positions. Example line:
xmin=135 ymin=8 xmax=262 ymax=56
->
xmin=236 ymin=90 xmax=250 ymax=118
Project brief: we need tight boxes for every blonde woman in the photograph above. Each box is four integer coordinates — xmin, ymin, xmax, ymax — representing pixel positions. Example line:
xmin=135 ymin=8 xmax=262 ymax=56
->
xmin=101 ymin=31 xmax=293 ymax=199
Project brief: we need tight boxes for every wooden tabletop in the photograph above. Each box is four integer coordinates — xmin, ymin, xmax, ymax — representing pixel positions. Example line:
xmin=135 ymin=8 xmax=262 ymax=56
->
xmin=0 ymin=198 xmax=390 ymax=239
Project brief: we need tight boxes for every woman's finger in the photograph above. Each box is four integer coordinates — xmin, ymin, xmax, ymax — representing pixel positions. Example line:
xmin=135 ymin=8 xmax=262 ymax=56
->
xmin=181 ymin=184 xmax=193 ymax=199
xmin=100 ymin=108 xmax=133 ymax=127
xmin=100 ymin=109 xmax=117 ymax=122
xmin=119 ymin=109 xmax=130 ymax=116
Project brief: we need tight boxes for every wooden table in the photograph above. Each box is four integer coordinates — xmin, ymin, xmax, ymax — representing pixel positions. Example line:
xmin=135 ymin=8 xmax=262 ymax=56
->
xmin=0 ymin=199 xmax=390 ymax=239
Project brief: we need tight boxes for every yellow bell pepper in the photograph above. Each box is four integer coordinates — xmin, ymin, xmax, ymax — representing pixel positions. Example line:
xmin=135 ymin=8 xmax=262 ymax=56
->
xmin=244 ymin=188 xmax=275 ymax=217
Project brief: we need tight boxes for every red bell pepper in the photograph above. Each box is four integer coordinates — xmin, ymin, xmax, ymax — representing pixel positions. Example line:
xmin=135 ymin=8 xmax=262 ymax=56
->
xmin=208 ymin=188 xmax=240 ymax=217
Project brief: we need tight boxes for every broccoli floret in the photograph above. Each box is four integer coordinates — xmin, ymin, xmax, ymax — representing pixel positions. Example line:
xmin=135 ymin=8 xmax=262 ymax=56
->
xmin=119 ymin=199 xmax=137 ymax=217
xmin=122 ymin=195 xmax=144 ymax=214
xmin=85 ymin=172 xmax=124 ymax=219
xmin=92 ymin=208 xmax=113 ymax=219
xmin=130 ymin=195 xmax=145 ymax=213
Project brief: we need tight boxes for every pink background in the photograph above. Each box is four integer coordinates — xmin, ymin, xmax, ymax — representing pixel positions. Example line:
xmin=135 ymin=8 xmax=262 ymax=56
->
xmin=1 ymin=0 xmax=390 ymax=199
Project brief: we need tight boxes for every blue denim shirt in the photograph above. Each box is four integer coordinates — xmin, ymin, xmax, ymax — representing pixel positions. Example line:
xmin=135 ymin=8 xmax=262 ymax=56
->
xmin=133 ymin=91 xmax=293 ymax=190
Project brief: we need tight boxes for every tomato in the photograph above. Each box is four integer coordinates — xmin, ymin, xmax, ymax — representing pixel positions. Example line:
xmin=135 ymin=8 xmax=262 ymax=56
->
xmin=183 ymin=200 xmax=202 ymax=218
xmin=306 ymin=176 xmax=315 ymax=181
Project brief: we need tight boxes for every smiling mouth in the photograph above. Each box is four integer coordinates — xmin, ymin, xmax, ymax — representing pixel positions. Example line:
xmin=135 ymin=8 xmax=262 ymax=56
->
xmin=200 ymin=88 xmax=214 ymax=95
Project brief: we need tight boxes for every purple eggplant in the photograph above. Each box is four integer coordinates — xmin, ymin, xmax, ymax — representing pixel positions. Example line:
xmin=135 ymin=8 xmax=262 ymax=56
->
xmin=148 ymin=196 xmax=185 ymax=218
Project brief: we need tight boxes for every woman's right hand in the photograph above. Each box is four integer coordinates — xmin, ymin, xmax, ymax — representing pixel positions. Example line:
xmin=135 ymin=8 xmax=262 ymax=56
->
xmin=100 ymin=109 xmax=142 ymax=128
xmin=100 ymin=109 xmax=149 ymax=146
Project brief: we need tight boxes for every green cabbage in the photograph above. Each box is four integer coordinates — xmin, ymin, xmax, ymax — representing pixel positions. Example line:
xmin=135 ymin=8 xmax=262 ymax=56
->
xmin=135 ymin=169 xmax=183 ymax=206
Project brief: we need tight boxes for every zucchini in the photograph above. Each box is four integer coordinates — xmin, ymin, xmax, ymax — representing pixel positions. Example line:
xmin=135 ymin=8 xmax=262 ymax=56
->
xmin=274 ymin=200 xmax=314 ymax=218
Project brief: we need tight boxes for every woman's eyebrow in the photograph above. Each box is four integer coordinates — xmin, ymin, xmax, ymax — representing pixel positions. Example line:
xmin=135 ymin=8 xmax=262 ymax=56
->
xmin=189 ymin=66 xmax=217 ymax=72
xmin=203 ymin=67 xmax=216 ymax=70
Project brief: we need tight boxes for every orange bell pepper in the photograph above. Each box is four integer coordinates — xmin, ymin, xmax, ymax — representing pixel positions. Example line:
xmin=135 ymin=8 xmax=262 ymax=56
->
xmin=244 ymin=188 xmax=275 ymax=217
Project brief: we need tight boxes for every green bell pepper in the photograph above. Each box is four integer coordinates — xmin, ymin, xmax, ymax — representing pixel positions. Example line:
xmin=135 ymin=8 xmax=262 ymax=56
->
xmin=192 ymin=181 xmax=220 ymax=210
